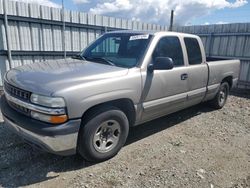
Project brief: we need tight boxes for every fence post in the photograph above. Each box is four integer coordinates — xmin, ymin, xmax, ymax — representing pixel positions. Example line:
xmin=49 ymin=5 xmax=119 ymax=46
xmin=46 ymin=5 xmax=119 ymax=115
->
xmin=61 ymin=0 xmax=66 ymax=59
xmin=3 ymin=0 xmax=12 ymax=69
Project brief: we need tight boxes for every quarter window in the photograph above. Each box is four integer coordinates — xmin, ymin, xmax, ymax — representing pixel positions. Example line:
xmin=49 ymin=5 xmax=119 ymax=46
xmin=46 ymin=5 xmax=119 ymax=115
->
xmin=184 ymin=38 xmax=202 ymax=65
xmin=153 ymin=37 xmax=184 ymax=67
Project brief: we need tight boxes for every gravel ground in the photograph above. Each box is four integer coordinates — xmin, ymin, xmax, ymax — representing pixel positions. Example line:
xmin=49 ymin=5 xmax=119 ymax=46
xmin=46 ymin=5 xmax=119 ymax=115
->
xmin=0 ymin=93 xmax=249 ymax=188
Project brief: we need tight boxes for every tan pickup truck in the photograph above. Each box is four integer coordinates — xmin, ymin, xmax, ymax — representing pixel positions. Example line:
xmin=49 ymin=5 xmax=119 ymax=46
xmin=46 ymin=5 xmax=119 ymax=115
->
xmin=1 ymin=31 xmax=240 ymax=162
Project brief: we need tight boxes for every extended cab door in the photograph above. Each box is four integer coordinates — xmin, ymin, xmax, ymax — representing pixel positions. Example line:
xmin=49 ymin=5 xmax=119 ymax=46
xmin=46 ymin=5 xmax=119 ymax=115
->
xmin=141 ymin=36 xmax=189 ymax=122
xmin=183 ymin=37 xmax=209 ymax=106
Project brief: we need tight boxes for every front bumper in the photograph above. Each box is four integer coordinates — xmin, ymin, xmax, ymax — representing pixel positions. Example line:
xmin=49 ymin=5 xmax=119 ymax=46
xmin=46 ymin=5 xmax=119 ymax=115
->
xmin=1 ymin=95 xmax=81 ymax=156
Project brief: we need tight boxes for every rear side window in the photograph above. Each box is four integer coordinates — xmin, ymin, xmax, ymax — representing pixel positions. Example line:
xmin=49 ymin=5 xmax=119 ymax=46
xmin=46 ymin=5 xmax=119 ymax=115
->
xmin=153 ymin=36 xmax=184 ymax=67
xmin=184 ymin=38 xmax=202 ymax=65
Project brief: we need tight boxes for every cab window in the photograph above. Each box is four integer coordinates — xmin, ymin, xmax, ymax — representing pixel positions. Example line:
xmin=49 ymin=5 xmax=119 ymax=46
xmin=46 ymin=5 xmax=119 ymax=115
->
xmin=153 ymin=36 xmax=184 ymax=67
xmin=184 ymin=38 xmax=202 ymax=65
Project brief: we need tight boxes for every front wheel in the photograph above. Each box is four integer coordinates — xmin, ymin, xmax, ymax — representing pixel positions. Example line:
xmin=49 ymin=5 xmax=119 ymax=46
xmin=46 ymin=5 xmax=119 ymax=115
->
xmin=209 ymin=82 xmax=229 ymax=109
xmin=77 ymin=106 xmax=129 ymax=162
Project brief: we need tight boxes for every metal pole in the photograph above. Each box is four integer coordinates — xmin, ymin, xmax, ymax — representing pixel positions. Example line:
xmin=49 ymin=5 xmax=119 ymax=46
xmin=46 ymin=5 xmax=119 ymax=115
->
xmin=169 ymin=10 xmax=174 ymax=31
xmin=3 ymin=0 xmax=12 ymax=69
xmin=61 ymin=0 xmax=66 ymax=59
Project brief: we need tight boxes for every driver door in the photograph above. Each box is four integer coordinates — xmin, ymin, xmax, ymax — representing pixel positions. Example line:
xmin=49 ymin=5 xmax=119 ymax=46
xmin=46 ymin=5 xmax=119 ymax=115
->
xmin=141 ymin=36 xmax=189 ymax=122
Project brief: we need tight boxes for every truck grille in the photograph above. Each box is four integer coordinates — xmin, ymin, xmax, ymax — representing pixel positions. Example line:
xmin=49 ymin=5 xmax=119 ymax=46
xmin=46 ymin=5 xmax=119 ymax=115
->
xmin=4 ymin=82 xmax=31 ymax=102
xmin=8 ymin=101 xmax=30 ymax=116
xmin=4 ymin=81 xmax=31 ymax=116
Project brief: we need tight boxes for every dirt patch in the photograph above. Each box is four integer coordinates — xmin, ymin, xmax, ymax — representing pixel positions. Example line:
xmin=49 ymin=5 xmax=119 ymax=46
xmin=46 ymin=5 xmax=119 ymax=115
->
xmin=0 ymin=94 xmax=249 ymax=188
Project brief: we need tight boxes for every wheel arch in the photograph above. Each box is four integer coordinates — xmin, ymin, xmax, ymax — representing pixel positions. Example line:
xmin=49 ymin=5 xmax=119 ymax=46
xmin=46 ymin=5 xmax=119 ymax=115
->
xmin=222 ymin=76 xmax=233 ymax=89
xmin=80 ymin=98 xmax=136 ymax=127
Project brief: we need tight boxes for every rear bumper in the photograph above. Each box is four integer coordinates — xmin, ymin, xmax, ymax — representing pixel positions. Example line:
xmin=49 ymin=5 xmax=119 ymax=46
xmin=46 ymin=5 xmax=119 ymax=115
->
xmin=1 ymin=95 xmax=81 ymax=156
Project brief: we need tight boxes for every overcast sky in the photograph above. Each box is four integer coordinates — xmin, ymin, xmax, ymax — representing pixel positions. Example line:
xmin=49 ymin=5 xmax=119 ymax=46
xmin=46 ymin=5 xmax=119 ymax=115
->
xmin=18 ymin=0 xmax=250 ymax=26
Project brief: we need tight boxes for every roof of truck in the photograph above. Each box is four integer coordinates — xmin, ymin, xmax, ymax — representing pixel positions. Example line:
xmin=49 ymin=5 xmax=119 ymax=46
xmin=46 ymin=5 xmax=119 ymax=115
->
xmin=108 ymin=30 xmax=198 ymax=38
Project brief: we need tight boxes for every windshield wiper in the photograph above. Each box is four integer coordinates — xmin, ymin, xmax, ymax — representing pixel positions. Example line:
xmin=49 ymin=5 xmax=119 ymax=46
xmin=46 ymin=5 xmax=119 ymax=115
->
xmin=85 ymin=57 xmax=115 ymax=66
xmin=71 ymin=54 xmax=86 ymax=61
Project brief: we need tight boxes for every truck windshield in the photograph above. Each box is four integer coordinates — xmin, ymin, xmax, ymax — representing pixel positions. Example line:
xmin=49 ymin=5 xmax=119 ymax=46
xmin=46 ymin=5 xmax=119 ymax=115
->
xmin=81 ymin=33 xmax=153 ymax=68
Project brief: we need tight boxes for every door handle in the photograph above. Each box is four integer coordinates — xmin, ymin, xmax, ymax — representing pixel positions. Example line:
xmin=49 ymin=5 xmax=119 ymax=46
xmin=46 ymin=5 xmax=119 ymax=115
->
xmin=181 ymin=73 xmax=188 ymax=80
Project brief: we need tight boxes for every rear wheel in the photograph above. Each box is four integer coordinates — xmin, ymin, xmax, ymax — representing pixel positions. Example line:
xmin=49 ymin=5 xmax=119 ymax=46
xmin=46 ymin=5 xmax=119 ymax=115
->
xmin=77 ymin=106 xmax=129 ymax=162
xmin=209 ymin=82 xmax=229 ymax=109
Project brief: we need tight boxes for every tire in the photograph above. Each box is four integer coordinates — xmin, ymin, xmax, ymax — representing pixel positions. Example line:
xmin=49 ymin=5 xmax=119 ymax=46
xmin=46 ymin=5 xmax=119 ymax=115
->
xmin=77 ymin=106 xmax=129 ymax=162
xmin=209 ymin=82 xmax=229 ymax=109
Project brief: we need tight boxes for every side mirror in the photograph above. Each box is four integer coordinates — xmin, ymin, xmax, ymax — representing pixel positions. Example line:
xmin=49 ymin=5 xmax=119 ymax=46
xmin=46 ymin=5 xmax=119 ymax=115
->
xmin=148 ymin=57 xmax=174 ymax=72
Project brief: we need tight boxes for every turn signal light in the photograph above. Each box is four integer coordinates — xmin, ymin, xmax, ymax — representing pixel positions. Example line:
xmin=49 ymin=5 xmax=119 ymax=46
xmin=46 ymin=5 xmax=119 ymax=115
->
xmin=50 ymin=115 xmax=68 ymax=124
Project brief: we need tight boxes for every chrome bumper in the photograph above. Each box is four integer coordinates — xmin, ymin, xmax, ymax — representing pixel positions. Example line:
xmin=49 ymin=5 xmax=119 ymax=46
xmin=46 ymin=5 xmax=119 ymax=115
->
xmin=3 ymin=115 xmax=78 ymax=156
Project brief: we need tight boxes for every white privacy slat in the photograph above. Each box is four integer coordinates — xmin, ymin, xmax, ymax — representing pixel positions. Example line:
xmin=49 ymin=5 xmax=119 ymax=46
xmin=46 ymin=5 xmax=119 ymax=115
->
xmin=132 ymin=21 xmax=137 ymax=30
xmin=64 ymin=10 xmax=71 ymax=22
xmin=138 ymin=22 xmax=143 ymax=30
xmin=0 ymin=56 xmax=8 ymax=85
xmin=152 ymin=24 xmax=157 ymax=31
xmin=33 ymin=56 xmax=44 ymax=63
xmin=52 ymin=25 xmax=62 ymax=51
xmin=12 ymin=56 xmax=23 ymax=68
xmin=51 ymin=7 xmax=61 ymax=21
xmin=19 ymin=22 xmax=32 ymax=50
xmin=156 ymin=24 xmax=160 ymax=31
xmin=72 ymin=27 xmax=80 ymax=51
xmin=79 ymin=29 xmax=87 ymax=49
xmin=79 ymin=12 xmax=88 ymax=24
xmin=103 ymin=16 xmax=109 ymax=27
xmin=22 ymin=56 xmax=33 ymax=65
xmin=17 ymin=1 xmax=29 ymax=17
xmin=9 ymin=21 xmax=20 ymax=50
xmin=95 ymin=15 xmax=102 ymax=26
xmin=7 ymin=0 xmax=17 ymax=15
xmin=121 ymin=19 xmax=127 ymax=29
xmin=243 ymin=37 xmax=250 ymax=57
xmin=87 ymin=13 xmax=95 ymax=25
xmin=88 ymin=29 xmax=95 ymax=44
xmin=42 ymin=24 xmax=53 ymax=51
xmin=41 ymin=5 xmax=51 ymax=20
xmin=109 ymin=17 xmax=115 ymax=28
xmin=0 ymin=20 xmax=7 ymax=50
xmin=127 ymin=20 xmax=132 ymax=29
xmin=30 ymin=23 xmax=41 ymax=51
xmin=0 ymin=0 xmax=3 ymax=14
xmin=142 ymin=23 xmax=147 ymax=30
xmin=115 ymin=18 xmax=121 ymax=28
xmin=71 ymin=11 xmax=79 ymax=23
xmin=29 ymin=3 xmax=40 ymax=18
xmin=65 ymin=27 xmax=71 ymax=51
xmin=95 ymin=30 xmax=101 ymax=39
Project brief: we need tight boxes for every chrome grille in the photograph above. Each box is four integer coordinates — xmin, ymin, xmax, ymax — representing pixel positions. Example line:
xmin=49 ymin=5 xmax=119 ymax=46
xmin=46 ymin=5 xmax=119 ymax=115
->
xmin=4 ymin=81 xmax=31 ymax=116
xmin=8 ymin=101 xmax=30 ymax=116
xmin=4 ymin=82 xmax=31 ymax=101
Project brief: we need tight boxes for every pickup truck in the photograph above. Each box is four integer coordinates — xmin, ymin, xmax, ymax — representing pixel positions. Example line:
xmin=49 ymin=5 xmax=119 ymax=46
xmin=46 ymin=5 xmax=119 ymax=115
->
xmin=1 ymin=31 xmax=240 ymax=162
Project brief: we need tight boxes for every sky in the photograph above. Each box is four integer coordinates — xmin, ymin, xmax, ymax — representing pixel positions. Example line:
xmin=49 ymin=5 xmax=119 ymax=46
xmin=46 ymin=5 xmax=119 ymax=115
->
xmin=17 ymin=0 xmax=250 ymax=26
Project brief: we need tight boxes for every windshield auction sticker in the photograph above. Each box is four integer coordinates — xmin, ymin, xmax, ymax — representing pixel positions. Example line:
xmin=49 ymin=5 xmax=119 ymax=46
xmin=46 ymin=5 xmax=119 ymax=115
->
xmin=129 ymin=34 xmax=149 ymax=41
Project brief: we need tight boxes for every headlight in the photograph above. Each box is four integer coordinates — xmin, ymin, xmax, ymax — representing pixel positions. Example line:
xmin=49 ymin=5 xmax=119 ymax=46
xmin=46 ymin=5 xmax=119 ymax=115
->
xmin=30 ymin=94 xmax=66 ymax=108
xmin=31 ymin=111 xmax=68 ymax=124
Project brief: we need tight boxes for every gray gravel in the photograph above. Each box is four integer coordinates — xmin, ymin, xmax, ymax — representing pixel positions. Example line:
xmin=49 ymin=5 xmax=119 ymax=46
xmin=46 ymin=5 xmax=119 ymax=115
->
xmin=0 ymin=94 xmax=249 ymax=188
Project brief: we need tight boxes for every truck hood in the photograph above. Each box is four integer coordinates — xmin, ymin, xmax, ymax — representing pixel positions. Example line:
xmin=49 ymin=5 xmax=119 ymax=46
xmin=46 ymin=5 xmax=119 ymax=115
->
xmin=5 ymin=58 xmax=129 ymax=96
